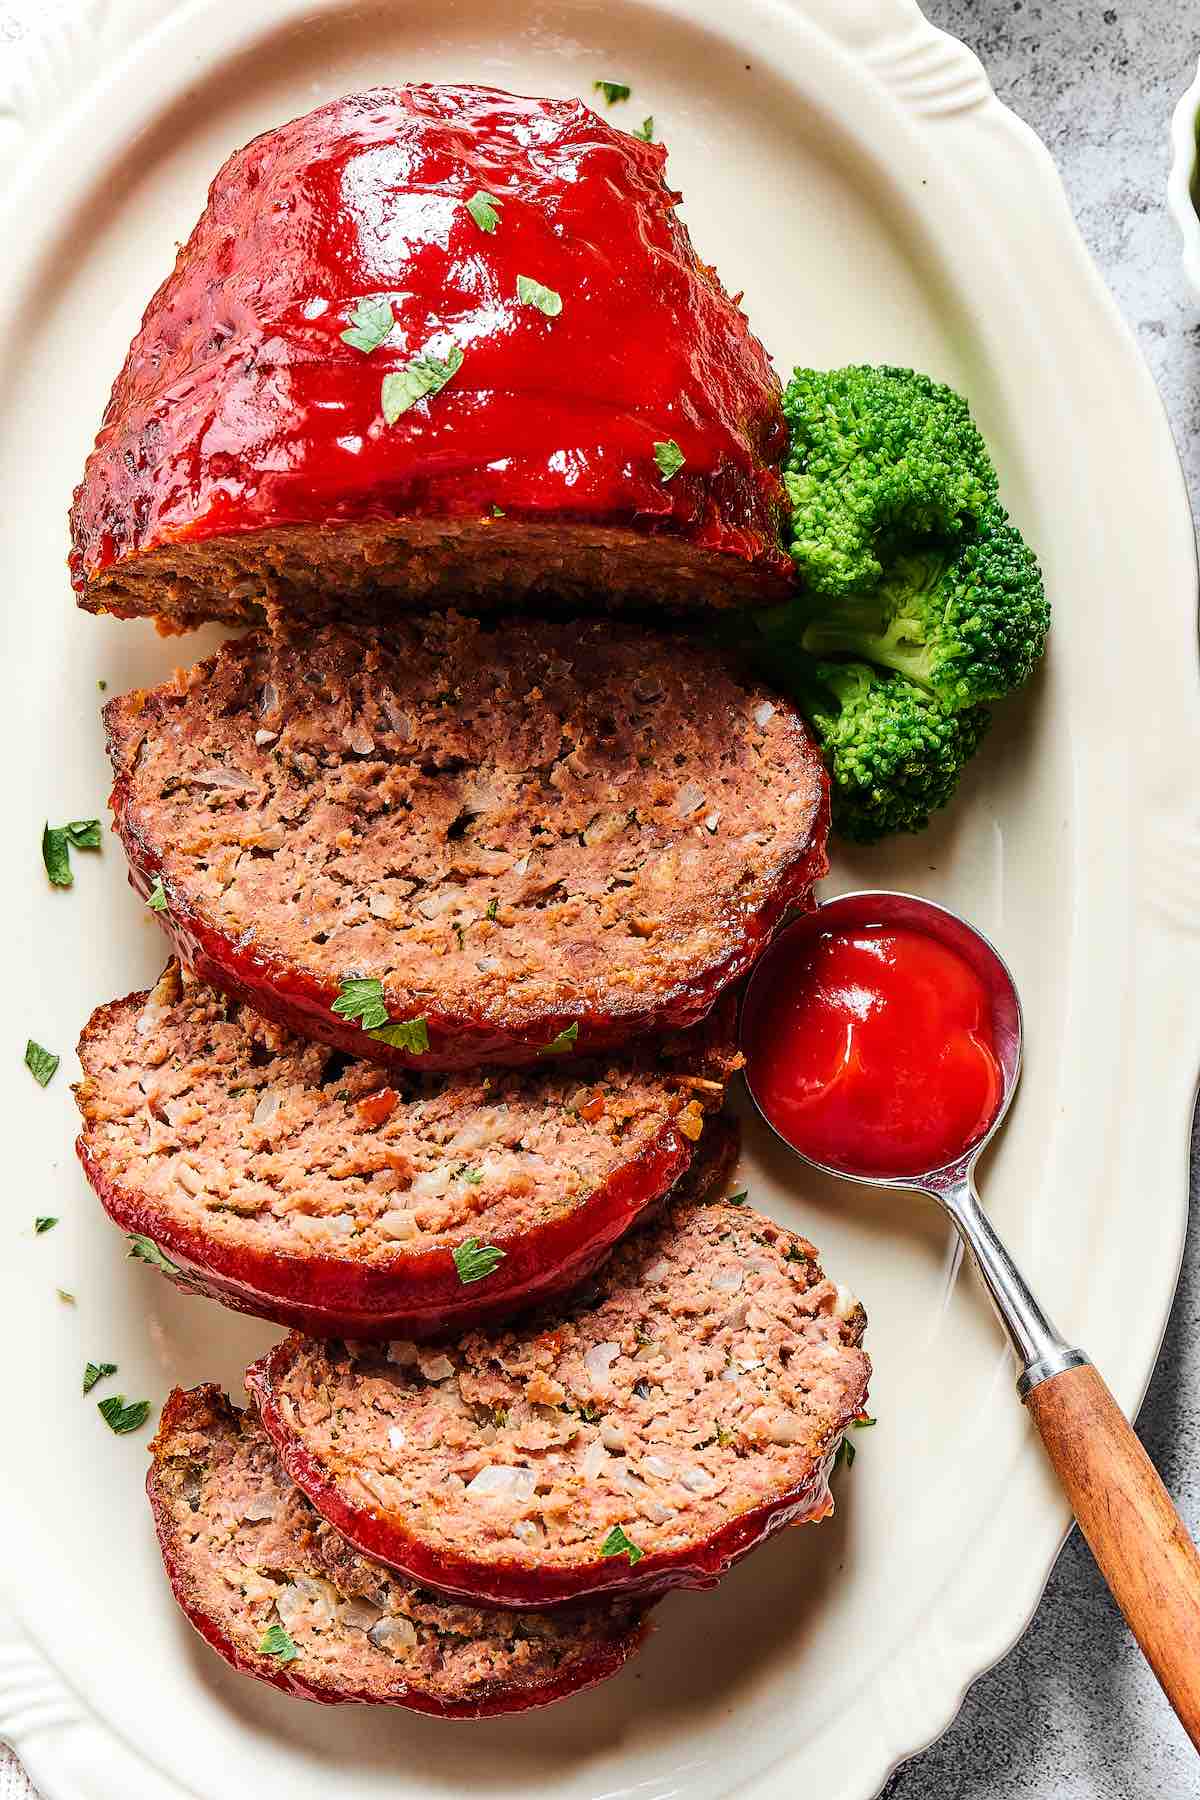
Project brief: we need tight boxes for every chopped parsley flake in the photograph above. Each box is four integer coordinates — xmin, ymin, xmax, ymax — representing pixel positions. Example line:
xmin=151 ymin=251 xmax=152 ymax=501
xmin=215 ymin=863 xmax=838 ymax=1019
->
xmin=515 ymin=275 xmax=562 ymax=317
xmin=332 ymin=975 xmax=390 ymax=1031
xmin=486 ymin=896 xmax=499 ymax=920
xmin=330 ymin=980 xmax=429 ymax=1051
xmin=43 ymin=819 xmax=101 ymax=887
xmin=259 ymin=1623 xmax=300 ymax=1664
xmin=340 ymin=296 xmax=397 ymax=354
xmin=97 ymin=679 xmax=107 ymax=692
xmin=34 ymin=1216 xmax=58 ymax=1234
xmin=600 ymin=1523 xmax=644 ymax=1565
xmin=25 ymin=1040 xmax=59 ymax=1087
xmin=725 ymin=1189 xmax=748 ymax=1206
xmin=490 ymin=505 xmax=505 ymax=519
xmin=462 ymin=1167 xmax=484 ymax=1185
xmin=368 ymin=1015 xmax=430 ymax=1055
xmin=855 ymin=1414 xmax=877 ymax=1428
xmin=453 ymin=1237 xmax=506 ymax=1284
xmin=539 ymin=1022 xmax=579 ymax=1055
xmin=98 ymin=1394 xmax=152 ymax=1436
xmin=594 ymin=80 xmax=631 ymax=105
xmin=127 ymin=1233 xmax=183 ymax=1277
xmin=634 ymin=116 xmax=654 ymax=141
xmin=466 ymin=191 xmax=502 ymax=233
xmin=83 ymin=1361 xmax=118 ymax=1394
xmin=381 ymin=344 xmax=464 ymax=423
xmin=833 ymin=1435 xmax=856 ymax=1473
xmin=653 ymin=439 xmax=685 ymax=482
xmin=147 ymin=876 xmax=168 ymax=912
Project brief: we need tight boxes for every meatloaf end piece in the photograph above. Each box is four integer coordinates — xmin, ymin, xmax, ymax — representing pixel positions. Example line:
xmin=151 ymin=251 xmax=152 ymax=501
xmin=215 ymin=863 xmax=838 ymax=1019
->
xmin=104 ymin=616 xmax=829 ymax=1068
xmin=246 ymin=1190 xmax=870 ymax=1608
xmin=69 ymin=84 xmax=793 ymax=631
xmin=149 ymin=1385 xmax=648 ymax=1714
xmin=75 ymin=961 xmax=737 ymax=1340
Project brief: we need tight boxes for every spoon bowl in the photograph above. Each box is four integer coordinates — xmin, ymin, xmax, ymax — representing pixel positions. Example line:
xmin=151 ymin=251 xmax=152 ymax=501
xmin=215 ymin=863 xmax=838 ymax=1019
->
xmin=741 ymin=888 xmax=1023 ymax=1189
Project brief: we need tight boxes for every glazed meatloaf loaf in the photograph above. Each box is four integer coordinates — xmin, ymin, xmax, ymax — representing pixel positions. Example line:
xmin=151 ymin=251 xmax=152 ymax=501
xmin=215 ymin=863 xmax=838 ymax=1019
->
xmin=75 ymin=960 xmax=737 ymax=1340
xmin=150 ymin=1385 xmax=648 ymax=1714
xmin=246 ymin=1192 xmax=870 ymax=1609
xmin=70 ymin=84 xmax=793 ymax=631
xmin=105 ymin=615 xmax=829 ymax=1068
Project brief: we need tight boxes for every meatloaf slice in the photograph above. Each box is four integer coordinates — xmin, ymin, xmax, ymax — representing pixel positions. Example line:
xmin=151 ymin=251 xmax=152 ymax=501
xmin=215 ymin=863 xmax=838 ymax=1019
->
xmin=149 ymin=1385 xmax=647 ymax=1714
xmin=69 ymin=84 xmax=793 ymax=632
xmin=105 ymin=615 xmax=829 ymax=1068
xmin=246 ymin=1191 xmax=870 ymax=1609
xmin=75 ymin=961 xmax=735 ymax=1340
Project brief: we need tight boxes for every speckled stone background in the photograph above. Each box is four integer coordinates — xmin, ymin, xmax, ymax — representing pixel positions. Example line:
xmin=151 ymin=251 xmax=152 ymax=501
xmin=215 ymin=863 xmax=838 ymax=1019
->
xmin=1 ymin=2 xmax=1198 ymax=1796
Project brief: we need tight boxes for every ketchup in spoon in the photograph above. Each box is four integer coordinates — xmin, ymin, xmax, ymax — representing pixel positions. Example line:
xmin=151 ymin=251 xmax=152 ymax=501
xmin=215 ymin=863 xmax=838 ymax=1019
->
xmin=741 ymin=920 xmax=1004 ymax=1179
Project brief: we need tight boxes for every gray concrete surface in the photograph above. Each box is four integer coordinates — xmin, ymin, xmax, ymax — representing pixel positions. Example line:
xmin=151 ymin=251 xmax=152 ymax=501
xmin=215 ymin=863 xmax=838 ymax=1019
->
xmin=880 ymin=14 xmax=1200 ymax=1798
xmin=1 ymin=2 xmax=1198 ymax=1796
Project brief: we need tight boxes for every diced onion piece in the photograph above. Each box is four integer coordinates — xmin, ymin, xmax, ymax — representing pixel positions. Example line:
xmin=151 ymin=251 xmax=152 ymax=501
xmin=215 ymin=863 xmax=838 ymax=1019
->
xmin=581 ymin=1437 xmax=608 ymax=1480
xmin=252 ymin=1089 xmax=279 ymax=1126
xmin=276 ymin=1573 xmax=339 ymax=1631
xmin=466 ymin=1464 xmax=537 ymax=1502
xmin=377 ymin=1210 xmax=418 ymax=1241
xmin=197 ymin=765 xmax=257 ymax=792
xmin=341 ymin=1596 xmax=384 ymax=1631
xmin=368 ymin=1613 xmax=418 ymax=1655
xmin=583 ymin=1341 xmax=621 ymax=1385
xmin=680 ymin=1465 xmax=716 ymax=1494
xmin=242 ymin=1493 xmax=278 ymax=1521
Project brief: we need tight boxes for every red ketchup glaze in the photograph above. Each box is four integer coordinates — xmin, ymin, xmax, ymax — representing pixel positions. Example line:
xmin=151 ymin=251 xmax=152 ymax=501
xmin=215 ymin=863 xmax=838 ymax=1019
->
xmin=742 ymin=922 xmax=1003 ymax=1179
xmin=69 ymin=84 xmax=791 ymax=593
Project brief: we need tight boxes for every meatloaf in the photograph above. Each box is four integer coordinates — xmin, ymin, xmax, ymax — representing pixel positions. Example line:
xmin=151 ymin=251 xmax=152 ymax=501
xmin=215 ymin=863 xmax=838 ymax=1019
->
xmin=104 ymin=616 xmax=829 ymax=1068
xmin=246 ymin=1191 xmax=870 ymax=1609
xmin=75 ymin=960 xmax=736 ymax=1340
xmin=150 ymin=1385 xmax=647 ymax=1714
xmin=69 ymin=84 xmax=793 ymax=631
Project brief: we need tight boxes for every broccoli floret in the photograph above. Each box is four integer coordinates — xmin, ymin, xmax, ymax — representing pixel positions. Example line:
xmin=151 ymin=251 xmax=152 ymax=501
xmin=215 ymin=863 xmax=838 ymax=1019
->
xmin=787 ymin=657 xmax=991 ymax=843
xmin=783 ymin=365 xmax=998 ymax=597
xmin=794 ymin=500 xmax=1049 ymax=712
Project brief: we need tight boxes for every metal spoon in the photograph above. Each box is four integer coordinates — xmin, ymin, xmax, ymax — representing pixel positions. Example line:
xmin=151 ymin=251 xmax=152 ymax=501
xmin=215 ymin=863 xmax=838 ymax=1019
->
xmin=741 ymin=888 xmax=1200 ymax=1751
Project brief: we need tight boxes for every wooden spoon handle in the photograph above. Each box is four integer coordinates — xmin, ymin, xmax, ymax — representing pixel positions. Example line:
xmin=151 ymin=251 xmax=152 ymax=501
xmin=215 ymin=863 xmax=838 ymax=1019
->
xmin=1024 ymin=1361 xmax=1200 ymax=1749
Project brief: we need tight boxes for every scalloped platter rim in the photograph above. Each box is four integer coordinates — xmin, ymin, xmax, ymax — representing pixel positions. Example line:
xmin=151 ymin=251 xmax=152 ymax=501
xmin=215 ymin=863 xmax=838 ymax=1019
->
xmin=0 ymin=2 xmax=1197 ymax=1798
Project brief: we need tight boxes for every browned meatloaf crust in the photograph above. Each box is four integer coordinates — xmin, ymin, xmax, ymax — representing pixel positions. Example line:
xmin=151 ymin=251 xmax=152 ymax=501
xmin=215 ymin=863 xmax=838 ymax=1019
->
xmin=75 ymin=960 xmax=737 ymax=1339
xmin=68 ymin=85 xmax=792 ymax=632
xmin=149 ymin=1384 xmax=648 ymax=1714
xmin=246 ymin=1189 xmax=870 ymax=1609
xmin=104 ymin=615 xmax=829 ymax=1069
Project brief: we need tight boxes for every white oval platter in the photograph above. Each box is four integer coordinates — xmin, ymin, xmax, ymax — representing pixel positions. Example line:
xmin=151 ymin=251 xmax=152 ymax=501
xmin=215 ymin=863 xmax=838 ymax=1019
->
xmin=0 ymin=2 xmax=1196 ymax=1797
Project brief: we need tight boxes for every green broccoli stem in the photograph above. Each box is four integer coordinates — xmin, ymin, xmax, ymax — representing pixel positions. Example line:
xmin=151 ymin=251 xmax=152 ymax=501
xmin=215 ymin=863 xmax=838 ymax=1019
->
xmin=799 ymin=615 xmax=936 ymax=691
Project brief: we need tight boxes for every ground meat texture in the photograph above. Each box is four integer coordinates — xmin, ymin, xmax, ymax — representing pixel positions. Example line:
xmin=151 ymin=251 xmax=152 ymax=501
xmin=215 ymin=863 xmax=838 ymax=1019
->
xmin=104 ymin=616 xmax=829 ymax=1069
xmin=75 ymin=962 xmax=736 ymax=1339
xmin=246 ymin=1192 xmax=870 ymax=1608
xmin=69 ymin=84 xmax=793 ymax=631
xmin=149 ymin=1385 xmax=648 ymax=1714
